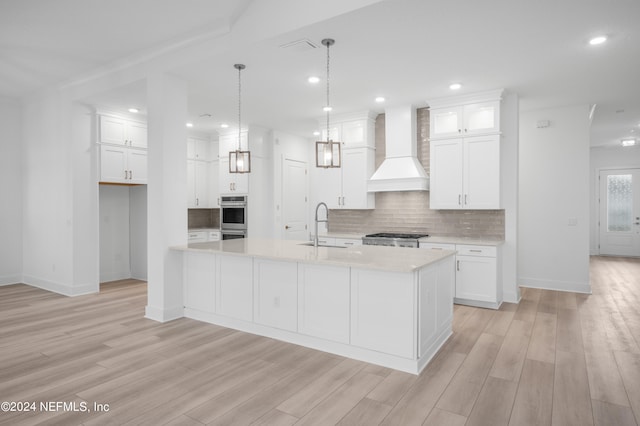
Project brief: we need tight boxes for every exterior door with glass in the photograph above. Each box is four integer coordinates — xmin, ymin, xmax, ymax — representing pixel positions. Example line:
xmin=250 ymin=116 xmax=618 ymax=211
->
xmin=599 ymin=169 xmax=640 ymax=256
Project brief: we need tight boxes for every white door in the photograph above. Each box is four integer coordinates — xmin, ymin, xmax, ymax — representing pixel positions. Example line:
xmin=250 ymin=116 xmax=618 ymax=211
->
xmin=599 ymin=169 xmax=640 ymax=256
xmin=282 ymin=158 xmax=308 ymax=240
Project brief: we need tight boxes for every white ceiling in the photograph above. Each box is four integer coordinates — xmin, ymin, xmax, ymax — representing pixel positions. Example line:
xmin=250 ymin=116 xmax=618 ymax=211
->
xmin=2 ymin=0 xmax=639 ymax=147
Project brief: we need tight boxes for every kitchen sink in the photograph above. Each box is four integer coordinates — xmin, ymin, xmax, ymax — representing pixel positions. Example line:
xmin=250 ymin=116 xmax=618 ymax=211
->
xmin=298 ymin=242 xmax=346 ymax=248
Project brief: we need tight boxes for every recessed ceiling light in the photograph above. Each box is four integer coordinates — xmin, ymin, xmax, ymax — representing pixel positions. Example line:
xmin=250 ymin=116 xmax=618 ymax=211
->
xmin=323 ymin=106 xmax=332 ymax=112
xmin=589 ymin=35 xmax=607 ymax=45
xmin=313 ymin=131 xmax=320 ymax=136
xmin=308 ymin=76 xmax=320 ymax=84
xmin=621 ymin=138 xmax=636 ymax=147
xmin=220 ymin=123 xmax=229 ymax=128
xmin=186 ymin=122 xmax=194 ymax=128
xmin=128 ymin=108 xmax=139 ymax=113
xmin=449 ymin=83 xmax=462 ymax=90
xmin=375 ymin=96 xmax=385 ymax=103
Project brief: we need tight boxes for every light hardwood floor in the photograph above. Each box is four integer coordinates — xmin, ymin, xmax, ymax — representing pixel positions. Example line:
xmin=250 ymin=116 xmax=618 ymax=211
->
xmin=0 ymin=256 xmax=638 ymax=425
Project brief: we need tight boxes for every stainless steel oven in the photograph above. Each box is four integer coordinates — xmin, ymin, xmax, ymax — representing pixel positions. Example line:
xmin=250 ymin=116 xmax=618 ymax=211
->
xmin=221 ymin=229 xmax=247 ymax=240
xmin=221 ymin=195 xmax=247 ymax=233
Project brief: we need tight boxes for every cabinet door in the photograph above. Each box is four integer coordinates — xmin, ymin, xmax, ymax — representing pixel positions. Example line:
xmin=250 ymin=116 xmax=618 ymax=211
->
xmin=100 ymin=145 xmax=127 ymax=183
xmin=127 ymin=149 xmax=147 ymax=184
xmin=194 ymin=161 xmax=210 ymax=207
xmin=219 ymin=158 xmax=249 ymax=195
xmin=187 ymin=160 xmax=197 ymax=207
xmin=463 ymin=135 xmax=500 ymax=209
xmin=253 ymin=259 xmax=297 ymax=332
xmin=312 ymin=166 xmax=341 ymax=209
xmin=341 ymin=120 xmax=366 ymax=147
xmin=429 ymin=139 xmax=463 ymax=209
xmin=430 ymin=107 xmax=463 ymax=139
xmin=320 ymin=125 xmax=341 ymax=144
xmin=216 ymin=255 xmax=253 ymax=321
xmin=341 ymin=148 xmax=375 ymax=209
xmin=100 ymin=116 xmax=126 ymax=145
xmin=298 ymin=264 xmax=350 ymax=343
xmin=463 ymin=101 xmax=500 ymax=135
xmin=184 ymin=252 xmax=215 ymax=312
xmin=351 ymin=269 xmax=415 ymax=358
xmin=127 ymin=121 xmax=147 ymax=148
xmin=210 ymin=160 xmax=220 ymax=207
xmin=333 ymin=237 xmax=362 ymax=247
xmin=455 ymin=255 xmax=497 ymax=303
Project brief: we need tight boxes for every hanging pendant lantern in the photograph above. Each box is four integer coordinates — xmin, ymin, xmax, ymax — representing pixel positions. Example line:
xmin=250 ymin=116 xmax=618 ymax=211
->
xmin=229 ymin=63 xmax=251 ymax=173
xmin=316 ymin=38 xmax=341 ymax=168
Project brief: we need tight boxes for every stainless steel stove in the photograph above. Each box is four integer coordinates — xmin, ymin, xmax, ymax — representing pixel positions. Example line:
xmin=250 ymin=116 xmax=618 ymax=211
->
xmin=362 ymin=232 xmax=429 ymax=248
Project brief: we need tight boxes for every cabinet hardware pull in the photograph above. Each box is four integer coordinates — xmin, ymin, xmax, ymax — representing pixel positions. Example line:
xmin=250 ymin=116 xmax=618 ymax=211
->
xmin=458 ymin=129 xmax=462 ymax=133
xmin=124 ymin=170 xmax=128 ymax=179
xmin=129 ymin=170 xmax=132 ymax=179
xmin=458 ymin=194 xmax=462 ymax=205
xmin=464 ymin=128 xmax=468 ymax=133
xmin=470 ymin=249 xmax=482 ymax=252
xmin=457 ymin=260 xmax=460 ymax=271
xmin=196 ymin=198 xmax=199 ymax=206
xmin=464 ymin=194 xmax=468 ymax=205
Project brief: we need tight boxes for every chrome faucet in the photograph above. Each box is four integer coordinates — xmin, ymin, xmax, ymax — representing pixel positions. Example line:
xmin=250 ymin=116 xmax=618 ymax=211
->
xmin=314 ymin=202 xmax=329 ymax=247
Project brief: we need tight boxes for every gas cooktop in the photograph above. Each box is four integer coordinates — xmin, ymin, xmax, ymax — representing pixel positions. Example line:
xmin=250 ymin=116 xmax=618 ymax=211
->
xmin=362 ymin=232 xmax=429 ymax=248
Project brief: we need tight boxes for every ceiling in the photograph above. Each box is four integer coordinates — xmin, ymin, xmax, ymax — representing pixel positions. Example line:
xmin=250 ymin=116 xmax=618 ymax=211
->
xmin=2 ymin=0 xmax=639 ymax=147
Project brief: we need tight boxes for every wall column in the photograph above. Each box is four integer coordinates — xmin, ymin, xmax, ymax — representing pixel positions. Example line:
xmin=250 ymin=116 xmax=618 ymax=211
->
xmin=145 ymin=73 xmax=188 ymax=321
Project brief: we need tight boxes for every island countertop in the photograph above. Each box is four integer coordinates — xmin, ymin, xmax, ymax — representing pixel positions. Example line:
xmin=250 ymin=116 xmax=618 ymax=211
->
xmin=172 ymin=238 xmax=455 ymax=273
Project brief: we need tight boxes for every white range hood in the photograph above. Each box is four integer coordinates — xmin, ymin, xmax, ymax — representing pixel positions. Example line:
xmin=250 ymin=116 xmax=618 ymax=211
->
xmin=367 ymin=105 xmax=429 ymax=192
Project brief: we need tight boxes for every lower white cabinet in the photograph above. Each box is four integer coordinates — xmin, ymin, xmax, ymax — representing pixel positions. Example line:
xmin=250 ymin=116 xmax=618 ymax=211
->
xmin=350 ymin=269 xmax=415 ymax=358
xmin=420 ymin=242 xmax=501 ymax=309
xmin=253 ymin=259 xmax=298 ymax=332
xmin=297 ymin=264 xmax=350 ymax=344
xmin=183 ymin=252 xmax=216 ymax=313
xmin=216 ymin=255 xmax=253 ymax=321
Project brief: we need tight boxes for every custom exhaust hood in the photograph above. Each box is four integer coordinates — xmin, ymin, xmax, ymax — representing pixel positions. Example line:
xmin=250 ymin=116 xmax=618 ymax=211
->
xmin=367 ymin=105 xmax=429 ymax=192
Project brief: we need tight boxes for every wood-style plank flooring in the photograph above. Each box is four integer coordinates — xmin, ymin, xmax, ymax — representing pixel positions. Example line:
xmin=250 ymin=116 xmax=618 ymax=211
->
xmin=0 ymin=256 xmax=638 ymax=425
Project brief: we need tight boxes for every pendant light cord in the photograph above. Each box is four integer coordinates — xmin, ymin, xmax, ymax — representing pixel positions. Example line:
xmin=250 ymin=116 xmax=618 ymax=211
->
xmin=238 ymin=65 xmax=242 ymax=150
xmin=326 ymin=40 xmax=330 ymax=142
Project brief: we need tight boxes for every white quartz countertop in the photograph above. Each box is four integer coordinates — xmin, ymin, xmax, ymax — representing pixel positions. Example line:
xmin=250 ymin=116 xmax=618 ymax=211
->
xmin=172 ymin=238 xmax=455 ymax=273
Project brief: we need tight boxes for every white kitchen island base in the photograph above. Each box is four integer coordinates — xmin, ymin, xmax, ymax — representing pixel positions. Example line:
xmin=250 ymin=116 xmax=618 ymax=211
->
xmin=175 ymin=239 xmax=456 ymax=375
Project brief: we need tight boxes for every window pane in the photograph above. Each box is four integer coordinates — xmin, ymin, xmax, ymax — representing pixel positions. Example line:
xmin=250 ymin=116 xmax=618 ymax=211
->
xmin=607 ymin=174 xmax=632 ymax=232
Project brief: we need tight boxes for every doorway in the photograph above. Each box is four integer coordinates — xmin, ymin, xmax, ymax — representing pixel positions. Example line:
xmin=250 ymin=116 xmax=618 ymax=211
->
xmin=598 ymin=168 xmax=640 ymax=256
xmin=282 ymin=158 xmax=308 ymax=240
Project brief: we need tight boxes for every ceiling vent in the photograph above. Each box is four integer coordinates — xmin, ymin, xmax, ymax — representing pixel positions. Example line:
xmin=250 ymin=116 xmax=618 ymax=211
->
xmin=279 ymin=38 xmax=319 ymax=53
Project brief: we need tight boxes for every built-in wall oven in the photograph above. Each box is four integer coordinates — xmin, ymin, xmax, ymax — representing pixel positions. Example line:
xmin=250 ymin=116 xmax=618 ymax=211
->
xmin=221 ymin=196 xmax=247 ymax=239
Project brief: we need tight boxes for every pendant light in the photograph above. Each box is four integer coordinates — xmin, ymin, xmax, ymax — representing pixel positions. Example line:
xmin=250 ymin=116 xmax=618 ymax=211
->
xmin=316 ymin=38 xmax=341 ymax=168
xmin=229 ymin=63 xmax=251 ymax=173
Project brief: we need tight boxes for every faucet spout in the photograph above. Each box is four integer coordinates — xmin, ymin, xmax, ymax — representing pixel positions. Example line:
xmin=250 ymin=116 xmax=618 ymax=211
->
xmin=314 ymin=202 xmax=329 ymax=247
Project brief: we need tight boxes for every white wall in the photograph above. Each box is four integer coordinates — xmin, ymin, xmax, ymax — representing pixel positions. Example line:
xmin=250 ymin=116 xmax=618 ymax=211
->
xmin=130 ymin=185 xmax=148 ymax=280
xmin=0 ymin=97 xmax=23 ymax=285
xmin=589 ymin=145 xmax=640 ymax=254
xmin=99 ymin=185 xmax=131 ymax=282
xmin=519 ymin=105 xmax=591 ymax=293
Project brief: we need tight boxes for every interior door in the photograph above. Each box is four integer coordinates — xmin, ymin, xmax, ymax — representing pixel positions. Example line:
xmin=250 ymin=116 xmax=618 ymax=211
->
xmin=599 ymin=169 xmax=640 ymax=256
xmin=282 ymin=158 xmax=308 ymax=240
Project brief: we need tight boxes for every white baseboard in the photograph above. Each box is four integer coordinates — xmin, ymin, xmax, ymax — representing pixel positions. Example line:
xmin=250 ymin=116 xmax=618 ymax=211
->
xmin=22 ymin=275 xmax=98 ymax=296
xmin=518 ymin=277 xmax=591 ymax=294
xmin=145 ymin=305 xmax=184 ymax=323
xmin=0 ymin=274 xmax=22 ymax=286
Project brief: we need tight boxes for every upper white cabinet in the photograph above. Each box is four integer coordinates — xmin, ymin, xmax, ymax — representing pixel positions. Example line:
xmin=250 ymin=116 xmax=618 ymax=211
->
xmin=99 ymin=115 xmax=147 ymax=148
xmin=428 ymin=90 xmax=502 ymax=210
xmin=100 ymin=145 xmax=147 ymax=184
xmin=430 ymin=101 xmax=500 ymax=139
xmin=312 ymin=112 xmax=376 ymax=209
xmin=187 ymin=137 xmax=213 ymax=161
xmin=219 ymin=158 xmax=249 ymax=194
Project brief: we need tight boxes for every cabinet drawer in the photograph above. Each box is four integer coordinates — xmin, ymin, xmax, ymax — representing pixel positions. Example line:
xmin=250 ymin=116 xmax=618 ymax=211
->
xmin=188 ymin=231 xmax=207 ymax=242
xmin=419 ymin=242 xmax=456 ymax=251
xmin=333 ymin=237 xmax=362 ymax=247
xmin=208 ymin=231 xmax=221 ymax=241
xmin=456 ymin=245 xmax=496 ymax=257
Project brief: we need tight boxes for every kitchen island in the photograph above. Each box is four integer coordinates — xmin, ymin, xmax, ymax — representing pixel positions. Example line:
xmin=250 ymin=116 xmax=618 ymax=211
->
xmin=172 ymin=238 xmax=456 ymax=374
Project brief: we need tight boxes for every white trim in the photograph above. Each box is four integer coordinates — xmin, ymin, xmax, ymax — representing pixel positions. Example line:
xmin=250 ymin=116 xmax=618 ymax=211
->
xmin=145 ymin=305 xmax=184 ymax=322
xmin=184 ymin=307 xmax=450 ymax=375
xmin=426 ymin=89 xmax=504 ymax=109
xmin=0 ymin=275 xmax=22 ymax=286
xmin=22 ymin=275 xmax=98 ymax=296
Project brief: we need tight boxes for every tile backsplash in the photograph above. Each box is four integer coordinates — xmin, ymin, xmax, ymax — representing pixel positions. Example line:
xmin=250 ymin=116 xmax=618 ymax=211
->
xmin=328 ymin=108 xmax=505 ymax=239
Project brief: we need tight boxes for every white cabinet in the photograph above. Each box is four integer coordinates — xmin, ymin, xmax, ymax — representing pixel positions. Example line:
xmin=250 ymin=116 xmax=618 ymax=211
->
xmin=333 ymin=237 xmax=362 ymax=247
xmin=430 ymin=101 xmax=500 ymax=139
xmin=216 ymin=255 xmax=253 ymax=321
xmin=184 ymin=252 xmax=215 ymax=312
xmin=312 ymin=147 xmax=375 ymax=209
xmin=253 ymin=259 xmax=297 ymax=332
xmin=298 ymin=264 xmax=350 ymax=344
xmin=350 ymin=269 xmax=415 ymax=358
xmin=99 ymin=115 xmax=147 ymax=148
xmin=187 ymin=160 xmax=213 ymax=208
xmin=219 ymin=158 xmax=249 ymax=194
xmin=187 ymin=137 xmax=213 ymax=161
xmin=430 ymin=134 xmax=500 ymax=209
xmin=100 ymin=145 xmax=147 ymax=184
xmin=188 ymin=229 xmax=220 ymax=242
xmin=420 ymin=242 xmax=501 ymax=309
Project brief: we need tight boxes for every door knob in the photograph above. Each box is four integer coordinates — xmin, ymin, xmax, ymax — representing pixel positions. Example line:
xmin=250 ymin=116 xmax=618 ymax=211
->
xmin=285 ymin=225 xmax=290 ymax=229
